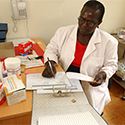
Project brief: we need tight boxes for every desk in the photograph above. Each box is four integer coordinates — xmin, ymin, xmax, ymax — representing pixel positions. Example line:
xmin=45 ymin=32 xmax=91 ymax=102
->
xmin=0 ymin=38 xmax=48 ymax=125
xmin=0 ymin=38 xmax=107 ymax=125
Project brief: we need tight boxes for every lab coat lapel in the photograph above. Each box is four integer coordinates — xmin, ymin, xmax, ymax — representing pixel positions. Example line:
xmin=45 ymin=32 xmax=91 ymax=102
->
xmin=83 ymin=28 xmax=101 ymax=60
xmin=62 ymin=25 xmax=78 ymax=71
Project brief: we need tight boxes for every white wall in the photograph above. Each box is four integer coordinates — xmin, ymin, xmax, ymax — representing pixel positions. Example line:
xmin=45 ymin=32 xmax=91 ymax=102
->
xmin=0 ymin=0 xmax=125 ymax=45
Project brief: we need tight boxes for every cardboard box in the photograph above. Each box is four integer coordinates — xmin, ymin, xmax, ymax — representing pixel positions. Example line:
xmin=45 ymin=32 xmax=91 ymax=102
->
xmin=4 ymin=89 xmax=26 ymax=106
xmin=2 ymin=74 xmax=26 ymax=106
xmin=0 ymin=42 xmax=15 ymax=59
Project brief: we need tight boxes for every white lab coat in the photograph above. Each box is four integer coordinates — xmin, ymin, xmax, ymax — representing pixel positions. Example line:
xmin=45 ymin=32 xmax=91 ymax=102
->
xmin=44 ymin=25 xmax=118 ymax=114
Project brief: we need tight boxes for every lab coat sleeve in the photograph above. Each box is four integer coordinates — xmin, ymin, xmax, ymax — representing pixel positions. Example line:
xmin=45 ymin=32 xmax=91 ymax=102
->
xmin=44 ymin=25 xmax=77 ymax=66
xmin=44 ymin=28 xmax=62 ymax=64
xmin=100 ymin=38 xmax=118 ymax=80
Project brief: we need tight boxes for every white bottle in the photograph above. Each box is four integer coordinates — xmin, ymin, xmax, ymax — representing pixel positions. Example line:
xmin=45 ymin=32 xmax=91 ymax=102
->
xmin=4 ymin=57 xmax=21 ymax=77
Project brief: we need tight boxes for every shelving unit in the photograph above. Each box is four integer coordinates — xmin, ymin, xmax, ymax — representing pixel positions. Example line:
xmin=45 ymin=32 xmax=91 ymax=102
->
xmin=112 ymin=74 xmax=125 ymax=100
xmin=112 ymin=34 xmax=125 ymax=100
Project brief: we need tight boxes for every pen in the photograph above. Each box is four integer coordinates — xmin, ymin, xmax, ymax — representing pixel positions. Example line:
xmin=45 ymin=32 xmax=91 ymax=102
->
xmin=27 ymin=57 xmax=31 ymax=60
xmin=35 ymin=56 xmax=43 ymax=59
xmin=47 ymin=57 xmax=55 ymax=78
xmin=27 ymin=56 xmax=43 ymax=61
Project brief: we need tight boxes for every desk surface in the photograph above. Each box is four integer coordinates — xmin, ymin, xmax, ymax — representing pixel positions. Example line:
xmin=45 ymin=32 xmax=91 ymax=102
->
xmin=0 ymin=38 xmax=63 ymax=124
xmin=0 ymin=38 xmax=107 ymax=125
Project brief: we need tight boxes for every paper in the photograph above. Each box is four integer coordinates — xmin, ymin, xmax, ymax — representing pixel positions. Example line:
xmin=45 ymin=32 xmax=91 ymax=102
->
xmin=26 ymin=72 xmax=71 ymax=90
xmin=25 ymin=71 xmax=41 ymax=74
xmin=38 ymin=112 xmax=99 ymax=125
xmin=66 ymin=72 xmax=94 ymax=82
xmin=16 ymin=51 xmax=44 ymax=68
xmin=37 ymin=79 xmax=83 ymax=94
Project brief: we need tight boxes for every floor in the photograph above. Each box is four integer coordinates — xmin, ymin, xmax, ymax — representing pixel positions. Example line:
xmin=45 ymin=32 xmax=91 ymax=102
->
xmin=102 ymin=79 xmax=125 ymax=125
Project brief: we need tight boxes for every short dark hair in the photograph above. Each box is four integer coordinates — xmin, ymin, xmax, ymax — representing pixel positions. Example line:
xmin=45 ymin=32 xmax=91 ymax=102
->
xmin=81 ymin=0 xmax=105 ymax=21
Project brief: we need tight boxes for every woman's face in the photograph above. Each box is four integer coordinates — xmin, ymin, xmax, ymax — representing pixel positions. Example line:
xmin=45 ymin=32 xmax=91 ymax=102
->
xmin=78 ymin=6 xmax=101 ymax=36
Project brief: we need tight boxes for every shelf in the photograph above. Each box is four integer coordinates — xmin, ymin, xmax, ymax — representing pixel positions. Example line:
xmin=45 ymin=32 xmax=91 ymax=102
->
xmin=112 ymin=34 xmax=125 ymax=45
xmin=113 ymin=74 xmax=125 ymax=89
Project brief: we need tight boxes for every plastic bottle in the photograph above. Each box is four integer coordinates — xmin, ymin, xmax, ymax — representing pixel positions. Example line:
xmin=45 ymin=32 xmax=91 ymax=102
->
xmin=4 ymin=57 xmax=21 ymax=77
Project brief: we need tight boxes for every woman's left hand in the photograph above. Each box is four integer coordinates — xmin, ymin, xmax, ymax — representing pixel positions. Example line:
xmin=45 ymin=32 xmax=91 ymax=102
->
xmin=89 ymin=71 xmax=107 ymax=87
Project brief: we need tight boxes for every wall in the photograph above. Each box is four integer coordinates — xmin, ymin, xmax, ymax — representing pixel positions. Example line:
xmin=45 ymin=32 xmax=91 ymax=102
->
xmin=0 ymin=0 xmax=125 ymax=45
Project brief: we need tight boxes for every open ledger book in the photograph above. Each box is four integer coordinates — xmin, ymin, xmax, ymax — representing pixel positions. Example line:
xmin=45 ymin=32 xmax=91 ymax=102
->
xmin=26 ymin=72 xmax=94 ymax=94
xmin=26 ymin=72 xmax=71 ymax=90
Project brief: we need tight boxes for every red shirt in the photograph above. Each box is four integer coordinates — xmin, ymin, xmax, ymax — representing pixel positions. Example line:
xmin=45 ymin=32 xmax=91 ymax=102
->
xmin=72 ymin=40 xmax=87 ymax=68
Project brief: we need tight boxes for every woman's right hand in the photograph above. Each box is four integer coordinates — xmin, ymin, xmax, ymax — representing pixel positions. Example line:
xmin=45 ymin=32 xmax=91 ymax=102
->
xmin=42 ymin=60 xmax=56 ymax=78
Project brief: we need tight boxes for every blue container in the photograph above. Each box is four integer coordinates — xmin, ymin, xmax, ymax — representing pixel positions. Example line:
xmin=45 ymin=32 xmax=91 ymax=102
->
xmin=0 ymin=31 xmax=6 ymax=39
xmin=0 ymin=40 xmax=5 ymax=43
xmin=0 ymin=23 xmax=8 ymax=33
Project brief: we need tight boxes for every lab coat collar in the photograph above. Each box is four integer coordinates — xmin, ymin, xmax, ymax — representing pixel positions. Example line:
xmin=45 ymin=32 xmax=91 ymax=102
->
xmin=90 ymin=27 xmax=102 ymax=44
xmin=69 ymin=25 xmax=101 ymax=44
xmin=68 ymin=25 xmax=102 ymax=60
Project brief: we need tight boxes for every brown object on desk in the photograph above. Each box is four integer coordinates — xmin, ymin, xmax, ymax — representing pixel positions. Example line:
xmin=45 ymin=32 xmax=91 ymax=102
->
xmin=21 ymin=64 xmax=26 ymax=72
xmin=71 ymin=99 xmax=76 ymax=103
xmin=0 ymin=38 xmax=63 ymax=125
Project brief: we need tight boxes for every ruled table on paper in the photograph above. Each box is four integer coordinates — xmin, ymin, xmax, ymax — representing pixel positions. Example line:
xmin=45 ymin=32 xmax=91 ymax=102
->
xmin=38 ymin=112 xmax=99 ymax=125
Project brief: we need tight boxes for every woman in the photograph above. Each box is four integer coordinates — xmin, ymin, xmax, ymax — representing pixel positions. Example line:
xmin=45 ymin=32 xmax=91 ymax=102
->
xmin=42 ymin=0 xmax=118 ymax=115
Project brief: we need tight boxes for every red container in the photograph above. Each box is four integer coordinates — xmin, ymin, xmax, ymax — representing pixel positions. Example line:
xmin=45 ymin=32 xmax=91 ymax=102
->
xmin=18 ymin=41 xmax=33 ymax=56
xmin=0 ymin=83 xmax=6 ymax=105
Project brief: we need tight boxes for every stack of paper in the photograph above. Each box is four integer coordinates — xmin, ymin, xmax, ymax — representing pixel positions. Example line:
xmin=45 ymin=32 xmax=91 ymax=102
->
xmin=16 ymin=51 xmax=44 ymax=69
xmin=66 ymin=72 xmax=94 ymax=82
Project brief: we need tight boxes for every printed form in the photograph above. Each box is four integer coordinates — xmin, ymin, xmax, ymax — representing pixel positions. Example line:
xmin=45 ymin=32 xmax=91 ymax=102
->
xmin=2 ymin=74 xmax=25 ymax=94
